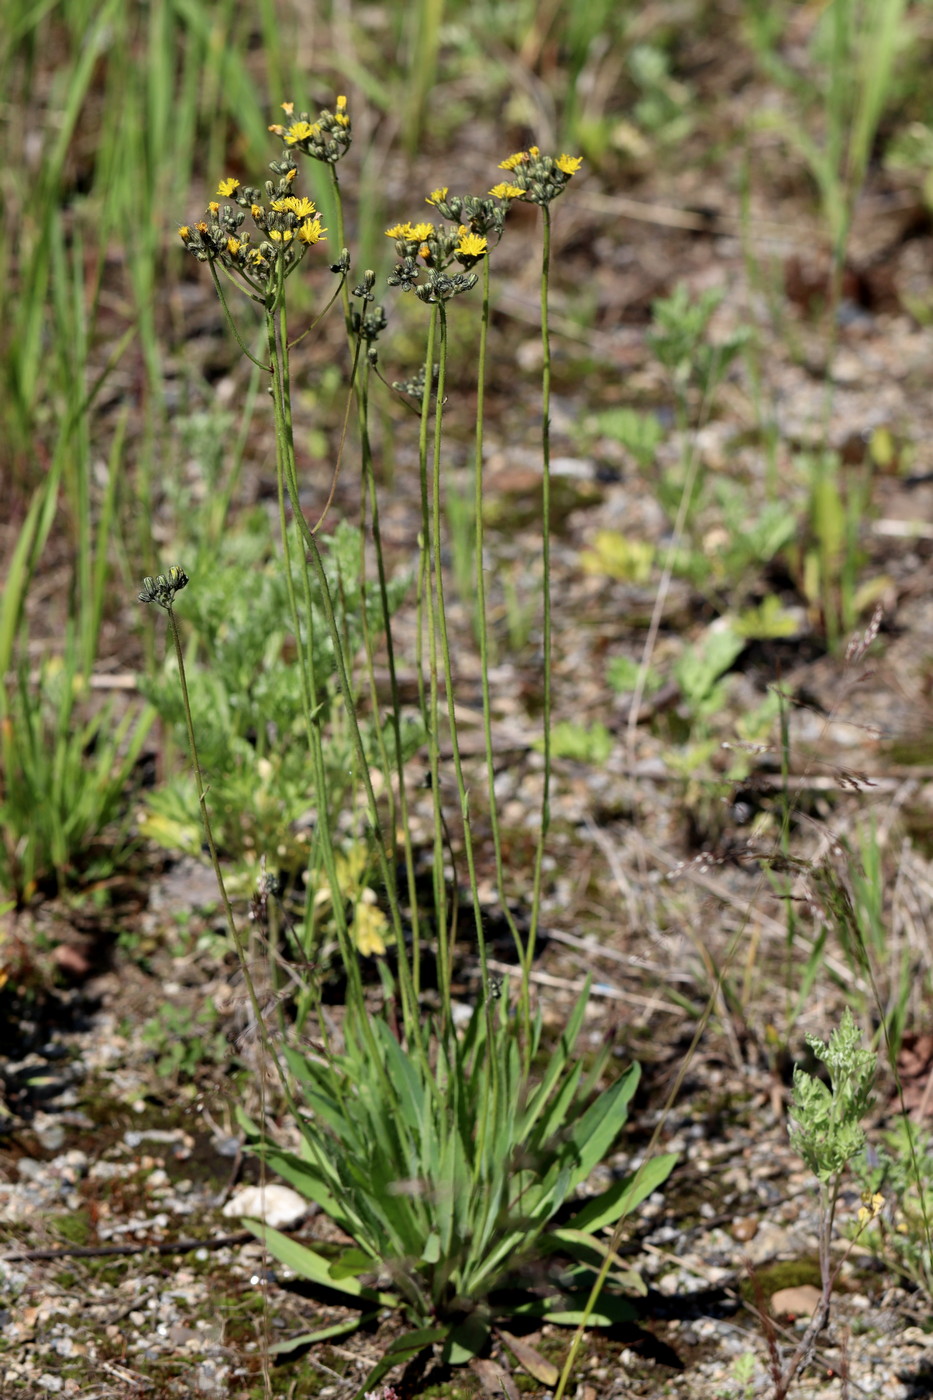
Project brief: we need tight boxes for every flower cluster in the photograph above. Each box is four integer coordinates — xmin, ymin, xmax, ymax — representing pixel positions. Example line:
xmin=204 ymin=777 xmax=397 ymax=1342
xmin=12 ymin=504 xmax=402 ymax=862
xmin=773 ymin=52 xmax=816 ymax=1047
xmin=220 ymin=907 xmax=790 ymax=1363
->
xmin=268 ymin=96 xmax=352 ymax=165
xmin=178 ymin=164 xmax=327 ymax=299
xmin=492 ymin=147 xmax=582 ymax=207
xmin=382 ymin=150 xmax=580 ymax=304
xmin=383 ymin=214 xmax=488 ymax=304
xmin=384 ymin=219 xmax=488 ymax=270
xmin=350 ymin=271 xmax=388 ymax=360
xmin=424 ymin=187 xmax=511 ymax=243
xmin=138 ymin=566 xmax=189 ymax=610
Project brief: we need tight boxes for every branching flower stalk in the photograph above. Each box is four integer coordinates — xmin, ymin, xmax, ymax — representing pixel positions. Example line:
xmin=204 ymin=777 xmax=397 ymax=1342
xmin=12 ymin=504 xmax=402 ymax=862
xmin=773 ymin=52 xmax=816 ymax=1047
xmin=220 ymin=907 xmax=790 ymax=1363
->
xmin=348 ymin=272 xmax=427 ymax=991
xmin=179 ymin=108 xmax=417 ymax=1051
xmin=424 ymin=186 xmax=527 ymax=1002
xmin=384 ymin=196 xmax=530 ymax=1023
xmin=491 ymin=148 xmax=582 ymax=1042
xmin=137 ymin=569 xmax=297 ymax=1115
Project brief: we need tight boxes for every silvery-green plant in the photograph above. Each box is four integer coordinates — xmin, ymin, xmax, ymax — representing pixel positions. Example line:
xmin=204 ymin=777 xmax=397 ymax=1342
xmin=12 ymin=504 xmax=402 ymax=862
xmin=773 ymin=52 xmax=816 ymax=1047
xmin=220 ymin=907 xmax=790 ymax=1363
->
xmin=767 ymin=1008 xmax=877 ymax=1398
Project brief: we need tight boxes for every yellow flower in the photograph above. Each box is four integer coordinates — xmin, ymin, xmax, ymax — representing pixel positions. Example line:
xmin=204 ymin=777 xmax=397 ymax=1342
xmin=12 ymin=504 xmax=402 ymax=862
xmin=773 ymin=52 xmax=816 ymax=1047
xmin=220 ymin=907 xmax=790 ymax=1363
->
xmin=178 ymin=225 xmax=191 ymax=241
xmin=269 ymin=228 xmax=294 ymax=242
xmin=499 ymin=151 xmax=528 ymax=170
xmin=426 ymin=187 xmax=448 ymax=205
xmin=195 ymin=221 xmax=209 ymax=233
xmin=281 ymin=101 xmax=294 ymax=115
xmin=353 ymin=890 xmax=387 ymax=957
xmin=489 ymin=182 xmax=524 ymax=200
xmin=284 ymin=167 xmax=297 ymax=182
xmin=456 ymin=230 xmax=487 ymax=258
xmin=251 ymin=203 xmax=264 ymax=220
xmin=385 ymin=221 xmax=414 ymax=238
xmin=408 ymin=221 xmax=434 ymax=241
xmin=285 ymin=120 xmax=316 ymax=144
xmin=335 ymin=94 xmax=350 ymax=127
xmin=556 ymin=153 xmax=583 ymax=175
xmin=273 ymin=195 xmax=316 ymax=217
xmin=298 ymin=217 xmax=326 ymax=244
xmin=226 ymin=236 xmax=241 ymax=255
xmin=528 ymin=145 xmax=540 ymax=157
xmin=248 ymin=249 xmax=265 ymax=265
xmin=217 ymin=177 xmax=240 ymax=197
xmin=268 ymin=123 xmax=284 ymax=136
xmin=208 ymin=201 xmax=220 ymax=215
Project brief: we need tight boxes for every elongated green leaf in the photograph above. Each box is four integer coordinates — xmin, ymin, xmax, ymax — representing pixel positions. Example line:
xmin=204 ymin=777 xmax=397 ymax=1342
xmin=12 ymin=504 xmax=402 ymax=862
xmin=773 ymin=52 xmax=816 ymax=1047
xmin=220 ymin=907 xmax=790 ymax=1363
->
xmin=269 ymin=1311 xmax=376 ymax=1352
xmin=564 ymin=1065 xmax=641 ymax=1186
xmin=516 ymin=983 xmax=589 ymax=1140
xmin=373 ymin=1016 xmax=432 ymax=1133
xmin=443 ymin=1308 xmax=492 ymax=1365
xmin=538 ymin=1231 xmax=647 ymax=1295
xmin=526 ymin=1062 xmax=583 ymax=1152
xmin=244 ymin=1222 xmax=397 ymax=1306
xmin=565 ymin=1152 xmax=678 ymax=1234
xmin=353 ymin=1327 xmax=449 ymax=1400
xmin=328 ymin=1247 xmax=380 ymax=1280
xmin=509 ymin=1292 xmax=637 ymax=1327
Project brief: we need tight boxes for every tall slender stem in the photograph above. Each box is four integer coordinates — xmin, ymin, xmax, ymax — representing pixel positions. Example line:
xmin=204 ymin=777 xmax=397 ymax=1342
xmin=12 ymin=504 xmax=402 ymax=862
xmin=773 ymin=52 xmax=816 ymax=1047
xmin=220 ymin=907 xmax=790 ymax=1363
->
xmin=524 ymin=204 xmax=553 ymax=1042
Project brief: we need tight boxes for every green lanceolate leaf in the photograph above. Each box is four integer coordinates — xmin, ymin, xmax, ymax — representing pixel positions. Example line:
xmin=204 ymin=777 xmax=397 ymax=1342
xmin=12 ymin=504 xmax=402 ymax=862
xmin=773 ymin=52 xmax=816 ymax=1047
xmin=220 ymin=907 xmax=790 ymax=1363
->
xmin=353 ymin=1327 xmax=449 ymax=1400
xmin=243 ymin=1222 xmax=398 ymax=1306
xmin=564 ymin=1064 xmax=641 ymax=1186
xmin=269 ymin=1311 xmax=378 ymax=1353
xmin=566 ymin=1152 xmax=678 ymax=1233
xmin=510 ymin=1291 xmax=638 ymax=1327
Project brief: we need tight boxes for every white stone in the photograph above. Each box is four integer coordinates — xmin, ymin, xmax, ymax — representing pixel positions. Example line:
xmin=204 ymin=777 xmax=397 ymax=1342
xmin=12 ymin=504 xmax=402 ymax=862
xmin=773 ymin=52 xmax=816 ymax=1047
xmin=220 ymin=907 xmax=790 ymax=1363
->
xmin=222 ymin=1184 xmax=307 ymax=1228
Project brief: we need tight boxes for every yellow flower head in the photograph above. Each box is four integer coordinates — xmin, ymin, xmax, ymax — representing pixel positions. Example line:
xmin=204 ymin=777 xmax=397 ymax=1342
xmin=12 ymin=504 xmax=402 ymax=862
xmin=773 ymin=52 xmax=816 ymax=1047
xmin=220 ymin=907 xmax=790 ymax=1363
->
xmin=335 ymin=94 xmax=350 ymax=128
xmin=499 ymin=151 xmax=529 ymax=171
xmin=269 ymin=228 xmax=294 ymax=242
xmin=178 ymin=225 xmax=191 ymax=241
xmin=251 ymin=203 xmax=264 ymax=220
xmin=455 ymin=229 xmax=487 ymax=259
xmin=226 ymin=236 xmax=241 ymax=255
xmin=298 ymin=217 xmax=326 ymax=245
xmin=281 ymin=101 xmax=295 ymax=116
xmin=195 ymin=221 xmax=209 ymax=234
xmin=274 ymin=195 xmax=316 ymax=217
xmin=489 ymin=182 xmax=524 ymax=200
xmin=285 ymin=120 xmax=316 ymax=144
xmin=385 ymin=220 xmax=434 ymax=242
xmin=284 ymin=167 xmax=297 ymax=182
xmin=217 ymin=177 xmax=240 ymax=197
xmin=556 ymin=153 xmax=583 ymax=175
xmin=426 ymin=187 xmax=449 ymax=206
xmin=208 ymin=201 xmax=220 ymax=215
